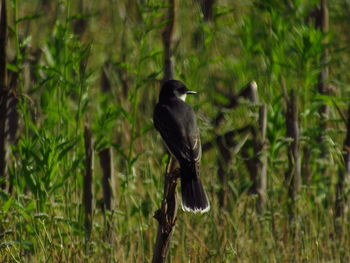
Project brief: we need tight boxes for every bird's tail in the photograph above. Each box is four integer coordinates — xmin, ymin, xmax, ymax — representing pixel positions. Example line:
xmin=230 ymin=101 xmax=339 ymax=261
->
xmin=180 ymin=166 xmax=210 ymax=213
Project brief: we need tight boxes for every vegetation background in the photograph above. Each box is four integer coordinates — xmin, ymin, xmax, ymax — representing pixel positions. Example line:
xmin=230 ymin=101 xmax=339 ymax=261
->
xmin=1 ymin=0 xmax=350 ymax=262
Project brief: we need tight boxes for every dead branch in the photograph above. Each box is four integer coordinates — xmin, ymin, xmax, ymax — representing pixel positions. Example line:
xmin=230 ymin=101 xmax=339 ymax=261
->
xmin=84 ymin=125 xmax=93 ymax=240
xmin=99 ymin=147 xmax=113 ymax=242
xmin=7 ymin=70 xmax=19 ymax=144
xmin=73 ymin=0 xmax=87 ymax=38
xmin=100 ymin=63 xmax=111 ymax=93
xmin=153 ymin=2 xmax=179 ymax=252
xmin=302 ymin=146 xmax=312 ymax=185
xmin=317 ymin=0 xmax=330 ymax=157
xmin=0 ymin=0 xmax=8 ymax=189
xmin=152 ymin=158 xmax=180 ymax=263
xmin=241 ymin=105 xmax=267 ymax=213
xmin=202 ymin=125 xmax=251 ymax=208
xmin=209 ymin=81 xmax=258 ymax=208
xmin=99 ymin=148 xmax=112 ymax=211
xmin=162 ymin=0 xmax=176 ymax=82
xmin=6 ymin=81 xmax=18 ymax=194
xmin=117 ymin=18 xmax=130 ymax=98
xmin=199 ymin=0 xmax=216 ymax=21
xmin=335 ymin=105 xmax=350 ymax=235
xmin=285 ymin=90 xmax=301 ymax=215
xmin=257 ymin=105 xmax=267 ymax=213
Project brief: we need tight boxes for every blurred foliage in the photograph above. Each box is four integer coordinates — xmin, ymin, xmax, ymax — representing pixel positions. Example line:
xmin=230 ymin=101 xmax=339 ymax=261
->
xmin=1 ymin=0 xmax=350 ymax=262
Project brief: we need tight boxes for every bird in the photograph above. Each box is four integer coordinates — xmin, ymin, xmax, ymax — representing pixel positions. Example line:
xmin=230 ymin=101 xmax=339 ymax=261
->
xmin=153 ymin=79 xmax=210 ymax=213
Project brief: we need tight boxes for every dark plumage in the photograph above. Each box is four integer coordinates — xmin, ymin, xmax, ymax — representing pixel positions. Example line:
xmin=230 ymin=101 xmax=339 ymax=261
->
xmin=153 ymin=80 xmax=210 ymax=213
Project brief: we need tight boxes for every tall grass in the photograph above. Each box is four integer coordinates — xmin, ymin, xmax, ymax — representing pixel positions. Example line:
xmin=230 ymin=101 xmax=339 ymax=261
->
xmin=1 ymin=0 xmax=350 ymax=262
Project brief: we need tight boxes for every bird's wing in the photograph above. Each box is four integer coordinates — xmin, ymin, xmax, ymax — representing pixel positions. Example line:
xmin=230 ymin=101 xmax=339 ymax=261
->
xmin=153 ymin=103 xmax=201 ymax=165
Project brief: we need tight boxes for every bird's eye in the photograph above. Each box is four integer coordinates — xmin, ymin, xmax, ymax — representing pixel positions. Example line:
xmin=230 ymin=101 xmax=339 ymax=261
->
xmin=178 ymin=87 xmax=186 ymax=94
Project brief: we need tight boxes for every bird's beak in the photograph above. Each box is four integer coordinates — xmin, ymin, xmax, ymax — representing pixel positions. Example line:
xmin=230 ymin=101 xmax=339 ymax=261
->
xmin=186 ymin=90 xmax=197 ymax=94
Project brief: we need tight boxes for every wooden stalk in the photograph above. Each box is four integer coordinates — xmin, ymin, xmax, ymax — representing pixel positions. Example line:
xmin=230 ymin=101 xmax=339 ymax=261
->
xmin=6 ymin=85 xmax=18 ymax=194
xmin=99 ymin=148 xmax=112 ymax=211
xmin=335 ymin=105 xmax=350 ymax=235
xmin=214 ymin=128 xmax=250 ymax=208
xmin=152 ymin=158 xmax=179 ymax=263
xmin=162 ymin=0 xmax=176 ymax=82
xmin=316 ymin=0 xmax=330 ymax=157
xmin=210 ymin=81 xmax=258 ymax=208
xmin=152 ymin=2 xmax=178 ymax=258
xmin=285 ymin=90 xmax=301 ymax=215
xmin=242 ymin=105 xmax=267 ymax=214
xmin=256 ymin=105 xmax=267 ymax=213
xmin=0 ymin=0 xmax=8 ymax=189
xmin=99 ymin=147 xmax=113 ymax=242
xmin=302 ymin=146 xmax=312 ymax=185
xmin=216 ymin=135 xmax=233 ymax=208
xmin=199 ymin=0 xmax=216 ymax=21
xmin=7 ymin=74 xmax=19 ymax=144
xmin=83 ymin=125 xmax=93 ymax=240
xmin=100 ymin=63 xmax=111 ymax=93
xmin=207 ymin=127 xmax=250 ymax=208
xmin=117 ymin=18 xmax=130 ymax=99
xmin=73 ymin=0 xmax=87 ymax=38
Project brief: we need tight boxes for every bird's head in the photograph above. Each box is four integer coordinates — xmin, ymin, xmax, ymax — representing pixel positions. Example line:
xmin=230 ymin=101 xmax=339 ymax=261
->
xmin=159 ymin=79 xmax=197 ymax=102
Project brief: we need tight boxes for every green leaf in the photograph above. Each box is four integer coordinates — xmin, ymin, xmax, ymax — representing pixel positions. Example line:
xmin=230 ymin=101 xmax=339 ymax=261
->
xmin=16 ymin=13 xmax=42 ymax=24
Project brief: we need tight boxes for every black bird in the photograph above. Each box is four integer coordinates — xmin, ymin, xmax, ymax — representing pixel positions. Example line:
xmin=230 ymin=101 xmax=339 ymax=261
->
xmin=153 ymin=79 xmax=210 ymax=213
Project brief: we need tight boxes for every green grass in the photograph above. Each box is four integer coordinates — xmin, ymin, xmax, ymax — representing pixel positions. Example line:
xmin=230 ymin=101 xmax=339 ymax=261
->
xmin=1 ymin=0 xmax=350 ymax=262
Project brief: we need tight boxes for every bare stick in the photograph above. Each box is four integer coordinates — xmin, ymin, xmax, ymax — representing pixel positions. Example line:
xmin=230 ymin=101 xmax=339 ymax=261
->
xmin=316 ymin=0 xmax=330 ymax=157
xmin=6 ymin=85 xmax=18 ymax=194
xmin=100 ymin=63 xmax=111 ymax=93
xmin=0 ymin=0 xmax=8 ymax=189
xmin=84 ymin=125 xmax=93 ymax=240
xmin=152 ymin=158 xmax=179 ymax=263
xmin=6 ymin=50 xmax=20 ymax=169
xmin=256 ymin=105 xmax=267 ymax=213
xmin=162 ymin=0 xmax=176 ymax=82
xmin=99 ymin=147 xmax=113 ymax=242
xmin=73 ymin=0 xmax=87 ymax=38
xmin=285 ymin=90 xmax=301 ymax=216
xmin=212 ymin=81 xmax=257 ymax=208
xmin=152 ymin=3 xmax=178 ymax=258
xmin=215 ymin=127 xmax=250 ymax=207
xmin=117 ymin=18 xmax=130 ymax=98
xmin=302 ymin=146 xmax=312 ymax=185
xmin=199 ymin=0 xmax=216 ymax=21
xmin=216 ymin=136 xmax=233 ymax=208
xmin=241 ymin=105 xmax=267 ymax=213
xmin=152 ymin=2 xmax=178 ymax=257
xmin=99 ymin=148 xmax=112 ymax=211
xmin=335 ymin=105 xmax=350 ymax=235
xmin=7 ymin=79 xmax=19 ymax=144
